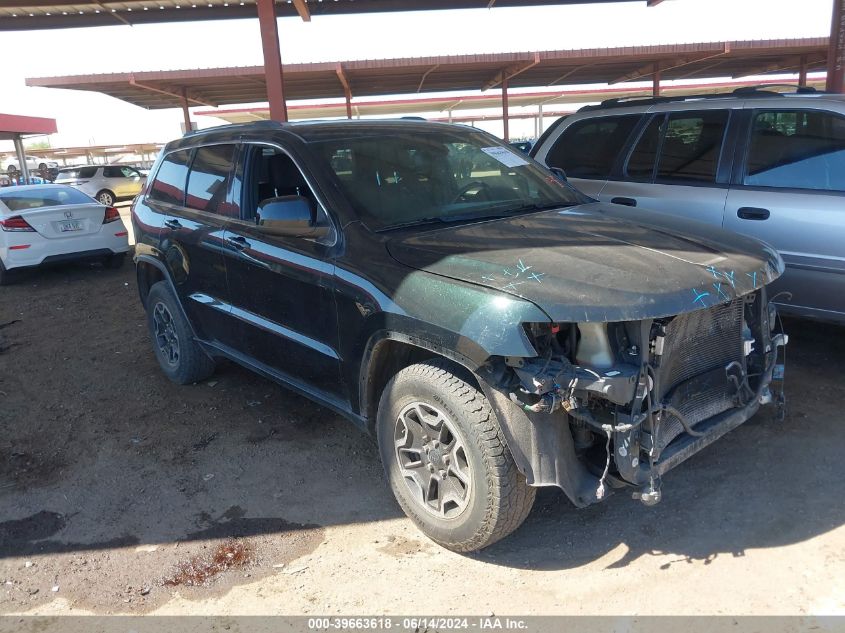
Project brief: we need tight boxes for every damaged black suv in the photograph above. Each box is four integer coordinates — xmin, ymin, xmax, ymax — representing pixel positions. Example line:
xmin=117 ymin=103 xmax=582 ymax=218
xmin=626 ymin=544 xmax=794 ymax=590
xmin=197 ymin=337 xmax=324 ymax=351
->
xmin=132 ymin=120 xmax=787 ymax=552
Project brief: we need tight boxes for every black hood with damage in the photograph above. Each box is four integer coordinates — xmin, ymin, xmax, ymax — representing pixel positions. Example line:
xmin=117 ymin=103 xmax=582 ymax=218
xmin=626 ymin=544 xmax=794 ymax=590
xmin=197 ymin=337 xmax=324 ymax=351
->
xmin=387 ymin=202 xmax=784 ymax=323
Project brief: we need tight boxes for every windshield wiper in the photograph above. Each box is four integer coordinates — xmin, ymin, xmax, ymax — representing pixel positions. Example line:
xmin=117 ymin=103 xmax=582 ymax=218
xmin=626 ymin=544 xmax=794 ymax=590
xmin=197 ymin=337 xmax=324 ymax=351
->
xmin=378 ymin=201 xmax=575 ymax=232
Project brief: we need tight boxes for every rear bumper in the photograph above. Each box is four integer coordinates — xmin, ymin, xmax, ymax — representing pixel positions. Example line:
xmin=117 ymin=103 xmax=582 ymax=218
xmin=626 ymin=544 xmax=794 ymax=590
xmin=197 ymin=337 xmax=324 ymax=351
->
xmin=2 ymin=238 xmax=129 ymax=270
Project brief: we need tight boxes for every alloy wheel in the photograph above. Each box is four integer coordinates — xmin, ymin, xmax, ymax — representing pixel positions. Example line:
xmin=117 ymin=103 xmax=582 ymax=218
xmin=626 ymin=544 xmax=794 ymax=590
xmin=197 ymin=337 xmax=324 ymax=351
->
xmin=394 ymin=402 xmax=472 ymax=519
xmin=152 ymin=302 xmax=180 ymax=367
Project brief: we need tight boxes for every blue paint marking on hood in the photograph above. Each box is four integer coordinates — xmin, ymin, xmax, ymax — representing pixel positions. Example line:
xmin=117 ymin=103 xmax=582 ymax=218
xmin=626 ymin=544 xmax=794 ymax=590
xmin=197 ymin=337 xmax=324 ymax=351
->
xmin=386 ymin=202 xmax=784 ymax=322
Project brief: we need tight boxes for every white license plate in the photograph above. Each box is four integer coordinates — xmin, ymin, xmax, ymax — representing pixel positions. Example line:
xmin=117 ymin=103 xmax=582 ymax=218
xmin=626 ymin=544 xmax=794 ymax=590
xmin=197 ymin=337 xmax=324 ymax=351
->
xmin=58 ymin=220 xmax=82 ymax=232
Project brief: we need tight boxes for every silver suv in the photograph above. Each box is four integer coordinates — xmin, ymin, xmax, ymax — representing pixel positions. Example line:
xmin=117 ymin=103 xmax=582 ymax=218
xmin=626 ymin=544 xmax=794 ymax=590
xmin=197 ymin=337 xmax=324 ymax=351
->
xmin=532 ymin=86 xmax=845 ymax=324
xmin=55 ymin=164 xmax=146 ymax=206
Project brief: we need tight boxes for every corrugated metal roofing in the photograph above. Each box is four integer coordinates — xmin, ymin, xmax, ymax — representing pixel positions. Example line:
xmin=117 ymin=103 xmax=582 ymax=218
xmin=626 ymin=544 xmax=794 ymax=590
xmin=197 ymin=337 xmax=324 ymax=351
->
xmin=25 ymin=39 xmax=830 ymax=110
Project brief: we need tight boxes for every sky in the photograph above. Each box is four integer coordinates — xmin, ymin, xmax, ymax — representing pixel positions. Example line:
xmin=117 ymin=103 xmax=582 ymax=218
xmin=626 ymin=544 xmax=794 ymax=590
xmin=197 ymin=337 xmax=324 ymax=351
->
xmin=0 ymin=0 xmax=835 ymax=153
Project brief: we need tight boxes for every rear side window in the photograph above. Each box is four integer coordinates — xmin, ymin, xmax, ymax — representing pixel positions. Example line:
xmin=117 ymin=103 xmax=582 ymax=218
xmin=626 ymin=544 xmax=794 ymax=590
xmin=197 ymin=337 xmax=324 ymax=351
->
xmin=57 ymin=166 xmax=97 ymax=180
xmin=545 ymin=115 xmax=640 ymax=179
xmin=657 ymin=111 xmax=728 ymax=183
xmin=626 ymin=116 xmax=662 ymax=181
xmin=148 ymin=150 xmax=191 ymax=206
xmin=103 ymin=166 xmax=124 ymax=178
xmin=185 ymin=144 xmax=237 ymax=216
xmin=625 ymin=110 xmax=728 ymax=184
xmin=744 ymin=110 xmax=845 ymax=192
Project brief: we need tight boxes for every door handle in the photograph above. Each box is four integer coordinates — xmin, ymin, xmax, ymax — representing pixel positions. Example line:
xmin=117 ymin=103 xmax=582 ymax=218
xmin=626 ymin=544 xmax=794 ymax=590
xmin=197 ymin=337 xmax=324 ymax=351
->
xmin=611 ymin=197 xmax=637 ymax=207
xmin=737 ymin=207 xmax=770 ymax=221
xmin=226 ymin=235 xmax=250 ymax=251
xmin=164 ymin=219 xmax=182 ymax=230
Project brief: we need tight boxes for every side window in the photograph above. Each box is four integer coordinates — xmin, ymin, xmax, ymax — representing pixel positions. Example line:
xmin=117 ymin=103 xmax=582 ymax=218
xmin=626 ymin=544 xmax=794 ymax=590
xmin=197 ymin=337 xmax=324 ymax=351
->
xmin=148 ymin=149 xmax=191 ymax=206
xmin=545 ymin=115 xmax=640 ymax=179
xmin=120 ymin=167 xmax=140 ymax=178
xmin=744 ymin=110 xmax=845 ymax=192
xmin=185 ymin=144 xmax=237 ymax=216
xmin=243 ymin=146 xmax=324 ymax=224
xmin=657 ymin=110 xmax=728 ymax=183
xmin=103 ymin=166 xmax=123 ymax=178
xmin=625 ymin=116 xmax=663 ymax=182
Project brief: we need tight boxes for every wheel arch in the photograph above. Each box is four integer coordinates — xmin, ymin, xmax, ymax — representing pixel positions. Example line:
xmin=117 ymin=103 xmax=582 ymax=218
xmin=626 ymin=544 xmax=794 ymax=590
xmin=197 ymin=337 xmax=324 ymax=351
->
xmin=135 ymin=254 xmax=199 ymax=341
xmin=359 ymin=331 xmax=483 ymax=435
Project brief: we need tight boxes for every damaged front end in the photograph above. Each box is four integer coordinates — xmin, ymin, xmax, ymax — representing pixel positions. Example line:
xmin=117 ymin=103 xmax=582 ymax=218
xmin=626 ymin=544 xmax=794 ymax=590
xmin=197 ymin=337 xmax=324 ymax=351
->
xmin=478 ymin=289 xmax=788 ymax=508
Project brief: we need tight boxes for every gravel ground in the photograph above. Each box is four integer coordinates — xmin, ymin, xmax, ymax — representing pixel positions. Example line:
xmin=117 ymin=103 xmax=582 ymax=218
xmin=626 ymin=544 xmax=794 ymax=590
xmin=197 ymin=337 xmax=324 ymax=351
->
xmin=0 ymin=237 xmax=843 ymax=616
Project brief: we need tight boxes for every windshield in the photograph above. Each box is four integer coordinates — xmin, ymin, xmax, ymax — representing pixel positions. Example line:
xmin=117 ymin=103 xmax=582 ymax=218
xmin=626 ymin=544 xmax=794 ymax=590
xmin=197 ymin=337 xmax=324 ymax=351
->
xmin=309 ymin=127 xmax=587 ymax=230
xmin=0 ymin=186 xmax=95 ymax=211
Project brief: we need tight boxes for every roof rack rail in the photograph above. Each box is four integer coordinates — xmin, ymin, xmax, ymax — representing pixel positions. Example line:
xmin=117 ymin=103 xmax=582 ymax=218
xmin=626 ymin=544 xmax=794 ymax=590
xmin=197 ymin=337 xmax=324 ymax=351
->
xmin=578 ymin=84 xmax=827 ymax=112
xmin=182 ymin=119 xmax=287 ymax=137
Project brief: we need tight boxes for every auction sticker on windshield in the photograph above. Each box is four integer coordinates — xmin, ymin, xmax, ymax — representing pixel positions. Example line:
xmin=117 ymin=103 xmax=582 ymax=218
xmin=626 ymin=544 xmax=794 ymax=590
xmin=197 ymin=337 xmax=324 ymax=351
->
xmin=481 ymin=146 xmax=529 ymax=168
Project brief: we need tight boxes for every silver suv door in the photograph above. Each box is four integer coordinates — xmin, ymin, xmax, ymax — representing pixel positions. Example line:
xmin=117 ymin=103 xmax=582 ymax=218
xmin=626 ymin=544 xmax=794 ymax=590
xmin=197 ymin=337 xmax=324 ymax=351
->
xmin=594 ymin=109 xmax=734 ymax=226
xmin=724 ymin=106 xmax=845 ymax=322
xmin=534 ymin=113 xmax=642 ymax=198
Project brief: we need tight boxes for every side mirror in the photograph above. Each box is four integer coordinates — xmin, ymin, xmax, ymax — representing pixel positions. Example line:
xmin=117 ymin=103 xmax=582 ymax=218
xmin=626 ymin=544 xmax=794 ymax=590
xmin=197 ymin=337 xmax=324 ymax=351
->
xmin=256 ymin=195 xmax=330 ymax=239
xmin=549 ymin=167 xmax=568 ymax=183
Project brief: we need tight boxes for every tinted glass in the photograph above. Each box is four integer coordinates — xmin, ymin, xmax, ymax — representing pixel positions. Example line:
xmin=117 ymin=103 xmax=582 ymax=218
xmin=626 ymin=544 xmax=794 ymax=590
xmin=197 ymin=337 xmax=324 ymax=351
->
xmin=546 ymin=115 xmax=640 ymax=179
xmin=656 ymin=111 xmax=728 ymax=183
xmin=0 ymin=185 xmax=94 ymax=211
xmin=103 ymin=166 xmax=124 ymax=178
xmin=57 ymin=166 xmax=97 ymax=180
xmin=309 ymin=128 xmax=585 ymax=231
xmin=149 ymin=150 xmax=191 ymax=206
xmin=185 ymin=144 xmax=237 ymax=216
xmin=744 ymin=110 xmax=845 ymax=191
xmin=626 ymin=116 xmax=662 ymax=181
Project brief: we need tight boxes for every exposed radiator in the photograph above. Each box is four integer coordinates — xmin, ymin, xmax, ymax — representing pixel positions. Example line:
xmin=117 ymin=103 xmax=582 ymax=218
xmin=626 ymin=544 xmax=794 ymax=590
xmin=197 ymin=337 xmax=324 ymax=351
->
xmin=653 ymin=299 xmax=745 ymax=454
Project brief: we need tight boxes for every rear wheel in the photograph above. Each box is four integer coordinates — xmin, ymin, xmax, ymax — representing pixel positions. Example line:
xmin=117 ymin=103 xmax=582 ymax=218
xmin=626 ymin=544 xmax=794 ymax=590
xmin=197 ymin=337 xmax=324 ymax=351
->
xmin=96 ymin=190 xmax=115 ymax=206
xmin=145 ymin=281 xmax=215 ymax=384
xmin=376 ymin=359 xmax=535 ymax=552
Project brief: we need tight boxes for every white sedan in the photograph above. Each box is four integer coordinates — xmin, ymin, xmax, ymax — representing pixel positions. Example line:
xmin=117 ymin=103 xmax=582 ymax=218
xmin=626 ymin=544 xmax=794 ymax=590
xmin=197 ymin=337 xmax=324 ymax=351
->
xmin=4 ymin=156 xmax=59 ymax=174
xmin=0 ymin=184 xmax=129 ymax=284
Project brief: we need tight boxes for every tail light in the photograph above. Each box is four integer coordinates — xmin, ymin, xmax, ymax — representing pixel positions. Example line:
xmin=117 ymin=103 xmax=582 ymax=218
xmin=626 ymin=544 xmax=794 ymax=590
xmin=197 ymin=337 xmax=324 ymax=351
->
xmin=0 ymin=215 xmax=35 ymax=232
xmin=103 ymin=207 xmax=121 ymax=224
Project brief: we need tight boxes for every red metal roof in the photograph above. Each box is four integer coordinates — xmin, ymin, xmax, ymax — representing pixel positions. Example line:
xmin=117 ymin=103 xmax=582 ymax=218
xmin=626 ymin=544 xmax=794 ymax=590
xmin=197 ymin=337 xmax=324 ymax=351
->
xmin=26 ymin=39 xmax=830 ymax=111
xmin=194 ymin=77 xmax=828 ymax=123
xmin=0 ymin=0 xmax=645 ymax=30
xmin=0 ymin=113 xmax=58 ymax=140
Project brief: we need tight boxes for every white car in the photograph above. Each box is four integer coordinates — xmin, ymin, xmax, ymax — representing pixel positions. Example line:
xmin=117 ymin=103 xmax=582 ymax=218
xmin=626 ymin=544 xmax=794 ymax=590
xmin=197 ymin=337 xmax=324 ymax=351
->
xmin=54 ymin=164 xmax=146 ymax=206
xmin=0 ymin=184 xmax=129 ymax=284
xmin=4 ymin=155 xmax=59 ymax=174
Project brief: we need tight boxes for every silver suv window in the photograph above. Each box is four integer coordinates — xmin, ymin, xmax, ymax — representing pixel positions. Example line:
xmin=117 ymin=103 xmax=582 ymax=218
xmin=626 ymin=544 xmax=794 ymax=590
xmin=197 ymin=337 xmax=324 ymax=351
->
xmin=545 ymin=114 xmax=640 ymax=179
xmin=744 ymin=109 xmax=845 ymax=192
xmin=625 ymin=110 xmax=729 ymax=184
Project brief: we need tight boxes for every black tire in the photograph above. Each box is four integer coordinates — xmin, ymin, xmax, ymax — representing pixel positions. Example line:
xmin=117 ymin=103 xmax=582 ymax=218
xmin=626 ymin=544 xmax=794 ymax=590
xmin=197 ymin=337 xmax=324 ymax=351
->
xmin=145 ymin=281 xmax=215 ymax=384
xmin=376 ymin=359 xmax=535 ymax=552
xmin=7 ymin=166 xmax=17 ymax=176
xmin=38 ymin=163 xmax=47 ymax=171
xmin=103 ymin=252 xmax=127 ymax=269
xmin=96 ymin=189 xmax=115 ymax=206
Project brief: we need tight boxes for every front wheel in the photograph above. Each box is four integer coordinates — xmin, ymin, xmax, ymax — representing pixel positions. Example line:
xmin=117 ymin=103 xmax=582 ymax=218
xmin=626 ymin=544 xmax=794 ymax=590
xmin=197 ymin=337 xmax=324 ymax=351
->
xmin=145 ymin=281 xmax=215 ymax=384
xmin=376 ymin=359 xmax=535 ymax=552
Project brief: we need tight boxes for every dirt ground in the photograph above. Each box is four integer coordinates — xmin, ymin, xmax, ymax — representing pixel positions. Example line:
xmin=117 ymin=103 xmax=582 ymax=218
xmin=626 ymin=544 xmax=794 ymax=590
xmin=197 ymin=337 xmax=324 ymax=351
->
xmin=1 ymin=216 xmax=844 ymax=616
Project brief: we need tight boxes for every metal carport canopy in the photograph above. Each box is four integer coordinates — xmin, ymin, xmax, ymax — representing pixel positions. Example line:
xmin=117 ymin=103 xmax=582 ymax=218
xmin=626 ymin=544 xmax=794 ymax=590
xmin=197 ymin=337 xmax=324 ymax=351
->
xmin=0 ymin=0 xmax=650 ymax=30
xmin=0 ymin=113 xmax=58 ymax=183
xmin=24 ymin=38 xmax=830 ymax=110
